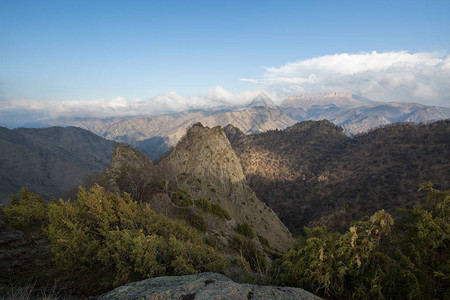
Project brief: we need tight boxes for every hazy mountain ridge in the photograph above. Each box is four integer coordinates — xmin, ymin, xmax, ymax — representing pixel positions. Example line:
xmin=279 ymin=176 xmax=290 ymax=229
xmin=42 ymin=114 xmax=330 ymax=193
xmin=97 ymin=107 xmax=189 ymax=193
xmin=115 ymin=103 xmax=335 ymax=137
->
xmin=36 ymin=93 xmax=450 ymax=159
xmin=282 ymin=92 xmax=373 ymax=109
xmin=0 ymin=126 xmax=116 ymax=204
xmin=281 ymin=93 xmax=450 ymax=135
xmin=224 ymin=119 xmax=450 ymax=234
xmin=46 ymin=101 xmax=295 ymax=159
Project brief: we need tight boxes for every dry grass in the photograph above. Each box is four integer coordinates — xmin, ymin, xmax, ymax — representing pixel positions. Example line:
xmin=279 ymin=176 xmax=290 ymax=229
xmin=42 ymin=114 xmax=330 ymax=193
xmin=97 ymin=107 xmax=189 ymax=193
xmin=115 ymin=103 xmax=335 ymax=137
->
xmin=4 ymin=282 xmax=63 ymax=300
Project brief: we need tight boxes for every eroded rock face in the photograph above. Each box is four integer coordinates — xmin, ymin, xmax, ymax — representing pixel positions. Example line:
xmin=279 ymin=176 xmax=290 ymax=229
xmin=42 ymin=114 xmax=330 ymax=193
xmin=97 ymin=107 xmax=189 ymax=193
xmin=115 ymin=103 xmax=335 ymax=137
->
xmin=98 ymin=272 xmax=322 ymax=300
xmin=163 ymin=123 xmax=293 ymax=252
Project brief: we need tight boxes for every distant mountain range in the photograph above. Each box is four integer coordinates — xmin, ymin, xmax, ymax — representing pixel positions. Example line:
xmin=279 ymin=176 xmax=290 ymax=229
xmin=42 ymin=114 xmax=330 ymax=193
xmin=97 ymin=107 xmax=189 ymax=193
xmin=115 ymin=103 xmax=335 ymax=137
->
xmin=34 ymin=92 xmax=450 ymax=159
xmin=0 ymin=126 xmax=116 ymax=204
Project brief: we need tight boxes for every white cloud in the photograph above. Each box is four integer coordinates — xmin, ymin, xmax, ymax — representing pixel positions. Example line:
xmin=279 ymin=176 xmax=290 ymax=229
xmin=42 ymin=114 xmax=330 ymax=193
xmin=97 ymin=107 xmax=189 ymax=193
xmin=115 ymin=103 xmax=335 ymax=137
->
xmin=239 ymin=78 xmax=259 ymax=84
xmin=0 ymin=86 xmax=265 ymax=126
xmin=246 ymin=51 xmax=450 ymax=104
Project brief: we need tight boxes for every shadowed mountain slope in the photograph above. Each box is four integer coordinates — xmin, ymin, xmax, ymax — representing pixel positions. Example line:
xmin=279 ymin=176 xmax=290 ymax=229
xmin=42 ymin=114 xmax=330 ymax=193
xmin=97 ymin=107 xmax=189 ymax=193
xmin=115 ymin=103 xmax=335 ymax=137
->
xmin=0 ymin=126 xmax=116 ymax=205
xmin=224 ymin=120 xmax=450 ymax=234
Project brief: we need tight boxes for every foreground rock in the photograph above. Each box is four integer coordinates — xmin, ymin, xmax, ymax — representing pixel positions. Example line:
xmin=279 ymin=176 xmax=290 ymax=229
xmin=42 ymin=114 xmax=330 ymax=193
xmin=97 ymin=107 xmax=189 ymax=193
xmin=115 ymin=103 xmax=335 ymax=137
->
xmin=99 ymin=273 xmax=321 ymax=300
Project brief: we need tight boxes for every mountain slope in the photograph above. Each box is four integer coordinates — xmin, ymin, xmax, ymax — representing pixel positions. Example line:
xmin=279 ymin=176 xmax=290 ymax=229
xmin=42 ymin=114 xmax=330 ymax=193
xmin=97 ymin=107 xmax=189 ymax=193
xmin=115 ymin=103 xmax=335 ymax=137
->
xmin=0 ymin=126 xmax=116 ymax=204
xmin=224 ymin=120 xmax=450 ymax=234
xmin=99 ymin=123 xmax=293 ymax=253
xmin=162 ymin=123 xmax=293 ymax=251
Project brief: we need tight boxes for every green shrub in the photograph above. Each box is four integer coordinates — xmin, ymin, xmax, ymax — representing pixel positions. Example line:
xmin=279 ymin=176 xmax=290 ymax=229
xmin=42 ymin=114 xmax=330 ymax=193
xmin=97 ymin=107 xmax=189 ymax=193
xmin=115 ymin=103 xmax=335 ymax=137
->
xmin=171 ymin=189 xmax=193 ymax=207
xmin=278 ymin=211 xmax=394 ymax=299
xmin=194 ymin=198 xmax=212 ymax=211
xmin=176 ymin=207 xmax=208 ymax=231
xmin=211 ymin=203 xmax=231 ymax=220
xmin=276 ymin=185 xmax=450 ymax=300
xmin=194 ymin=198 xmax=231 ymax=220
xmin=257 ymin=235 xmax=270 ymax=249
xmin=229 ymin=234 xmax=267 ymax=273
xmin=187 ymin=213 xmax=208 ymax=232
xmin=236 ymin=222 xmax=255 ymax=239
xmin=46 ymin=185 xmax=225 ymax=291
xmin=391 ymin=183 xmax=450 ymax=299
xmin=4 ymin=188 xmax=48 ymax=230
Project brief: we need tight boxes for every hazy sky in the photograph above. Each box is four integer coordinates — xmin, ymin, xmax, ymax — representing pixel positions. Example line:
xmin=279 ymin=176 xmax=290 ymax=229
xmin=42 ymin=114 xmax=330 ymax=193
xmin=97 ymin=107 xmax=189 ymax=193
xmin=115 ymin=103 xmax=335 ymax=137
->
xmin=0 ymin=0 xmax=449 ymax=125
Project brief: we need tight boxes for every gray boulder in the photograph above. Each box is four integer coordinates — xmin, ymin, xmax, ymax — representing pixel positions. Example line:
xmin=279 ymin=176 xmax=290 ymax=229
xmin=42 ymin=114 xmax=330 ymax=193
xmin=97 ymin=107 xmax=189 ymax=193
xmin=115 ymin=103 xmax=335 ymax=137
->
xmin=99 ymin=272 xmax=321 ymax=300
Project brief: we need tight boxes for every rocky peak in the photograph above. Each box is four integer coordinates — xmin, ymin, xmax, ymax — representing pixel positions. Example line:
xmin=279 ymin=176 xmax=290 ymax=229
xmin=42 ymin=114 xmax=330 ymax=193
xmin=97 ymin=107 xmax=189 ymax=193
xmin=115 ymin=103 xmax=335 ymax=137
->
xmin=164 ymin=123 xmax=293 ymax=251
xmin=172 ymin=123 xmax=246 ymax=182
xmin=104 ymin=144 xmax=154 ymax=194
xmin=107 ymin=144 xmax=153 ymax=175
xmin=222 ymin=124 xmax=245 ymax=145
xmin=109 ymin=144 xmax=153 ymax=172
xmin=248 ymin=92 xmax=277 ymax=109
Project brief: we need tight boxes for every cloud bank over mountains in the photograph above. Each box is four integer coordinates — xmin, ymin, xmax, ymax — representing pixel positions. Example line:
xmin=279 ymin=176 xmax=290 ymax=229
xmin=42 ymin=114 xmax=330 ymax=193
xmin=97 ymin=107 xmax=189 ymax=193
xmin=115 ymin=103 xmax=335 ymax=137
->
xmin=0 ymin=87 xmax=266 ymax=127
xmin=242 ymin=51 xmax=450 ymax=105
xmin=1 ymin=51 xmax=449 ymax=127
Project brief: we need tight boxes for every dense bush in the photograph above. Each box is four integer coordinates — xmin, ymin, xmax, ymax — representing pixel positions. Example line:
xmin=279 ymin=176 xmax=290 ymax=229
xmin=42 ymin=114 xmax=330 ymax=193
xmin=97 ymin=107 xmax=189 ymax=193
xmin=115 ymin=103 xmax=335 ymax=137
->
xmin=194 ymin=198 xmax=212 ymax=211
xmin=276 ymin=185 xmax=449 ymax=299
xmin=4 ymin=188 xmax=48 ymax=230
xmin=171 ymin=189 xmax=193 ymax=207
xmin=178 ymin=208 xmax=208 ymax=232
xmin=257 ymin=235 xmax=271 ymax=249
xmin=229 ymin=234 xmax=267 ymax=273
xmin=46 ymin=185 xmax=225 ymax=291
xmin=391 ymin=183 xmax=449 ymax=299
xmin=211 ymin=203 xmax=231 ymax=220
xmin=235 ymin=222 xmax=255 ymax=239
xmin=194 ymin=198 xmax=231 ymax=220
xmin=187 ymin=213 xmax=208 ymax=231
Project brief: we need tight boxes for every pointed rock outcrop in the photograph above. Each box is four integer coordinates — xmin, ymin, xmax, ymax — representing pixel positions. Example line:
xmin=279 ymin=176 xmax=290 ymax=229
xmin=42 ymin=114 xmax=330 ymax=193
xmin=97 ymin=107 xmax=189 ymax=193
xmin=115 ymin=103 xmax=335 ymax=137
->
xmin=163 ymin=123 xmax=293 ymax=251
xmin=248 ymin=92 xmax=277 ymax=109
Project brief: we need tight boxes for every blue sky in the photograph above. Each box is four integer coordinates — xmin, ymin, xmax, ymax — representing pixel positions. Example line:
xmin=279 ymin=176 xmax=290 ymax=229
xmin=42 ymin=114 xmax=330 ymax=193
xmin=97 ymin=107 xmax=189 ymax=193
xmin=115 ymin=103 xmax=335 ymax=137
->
xmin=0 ymin=0 xmax=449 ymax=124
